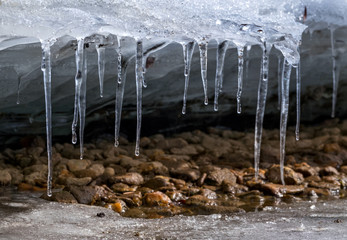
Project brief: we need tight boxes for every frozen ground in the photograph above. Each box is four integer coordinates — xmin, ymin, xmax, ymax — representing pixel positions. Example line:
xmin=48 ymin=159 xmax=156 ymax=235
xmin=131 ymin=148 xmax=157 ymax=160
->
xmin=0 ymin=189 xmax=346 ymax=239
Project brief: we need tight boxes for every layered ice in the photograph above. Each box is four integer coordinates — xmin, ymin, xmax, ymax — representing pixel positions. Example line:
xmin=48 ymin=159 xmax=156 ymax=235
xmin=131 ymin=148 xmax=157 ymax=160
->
xmin=1 ymin=0 xmax=347 ymax=193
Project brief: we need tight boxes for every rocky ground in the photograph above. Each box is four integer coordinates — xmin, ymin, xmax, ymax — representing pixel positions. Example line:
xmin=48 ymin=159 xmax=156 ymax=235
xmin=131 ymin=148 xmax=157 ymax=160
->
xmin=1 ymin=118 xmax=347 ymax=218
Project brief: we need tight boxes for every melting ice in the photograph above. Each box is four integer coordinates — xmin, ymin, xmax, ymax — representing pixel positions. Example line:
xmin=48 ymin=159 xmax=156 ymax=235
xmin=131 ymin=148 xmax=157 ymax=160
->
xmin=1 ymin=0 xmax=347 ymax=194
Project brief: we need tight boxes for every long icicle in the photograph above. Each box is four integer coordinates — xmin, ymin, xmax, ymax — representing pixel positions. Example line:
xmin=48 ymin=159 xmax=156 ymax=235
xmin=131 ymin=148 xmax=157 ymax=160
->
xmin=280 ymin=59 xmax=292 ymax=185
xmin=117 ymin=37 xmax=122 ymax=84
xmin=182 ymin=41 xmax=195 ymax=114
xmin=236 ymin=45 xmax=245 ymax=114
xmin=330 ymin=28 xmax=340 ymax=118
xmin=16 ymin=77 xmax=21 ymax=104
xmin=135 ymin=40 xmax=143 ymax=156
xmin=254 ymin=42 xmax=271 ymax=180
xmin=96 ymin=44 xmax=106 ymax=98
xmin=114 ymin=60 xmax=128 ymax=147
xmin=137 ymin=40 xmax=146 ymax=89
xmin=214 ymin=40 xmax=229 ymax=111
xmin=79 ymin=43 xmax=87 ymax=159
xmin=277 ymin=56 xmax=283 ymax=110
xmin=71 ymin=39 xmax=84 ymax=145
xmin=198 ymin=41 xmax=209 ymax=105
xmin=41 ymin=40 xmax=53 ymax=197
xmin=295 ymin=55 xmax=301 ymax=141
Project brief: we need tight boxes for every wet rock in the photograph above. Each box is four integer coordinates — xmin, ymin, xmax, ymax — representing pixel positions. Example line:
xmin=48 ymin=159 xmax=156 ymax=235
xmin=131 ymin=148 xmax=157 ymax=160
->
xmin=41 ymin=191 xmax=78 ymax=203
xmin=340 ymin=165 xmax=347 ymax=175
xmin=109 ymin=164 xmax=127 ymax=175
xmin=261 ymin=184 xmax=305 ymax=197
xmin=66 ymin=159 xmax=90 ymax=172
xmin=293 ymin=162 xmax=318 ymax=177
xmin=170 ymin=145 xmax=198 ymax=155
xmin=305 ymin=175 xmax=322 ymax=182
xmin=7 ymin=168 xmax=23 ymax=185
xmin=304 ymin=187 xmax=332 ymax=197
xmin=206 ymin=168 xmax=236 ymax=186
xmin=24 ymin=171 xmax=46 ymax=185
xmin=111 ymin=183 xmax=137 ymax=193
xmin=308 ymin=181 xmax=340 ymax=191
xmin=156 ymin=138 xmax=188 ymax=150
xmin=23 ymin=164 xmax=47 ymax=175
xmin=119 ymin=155 xmax=142 ymax=169
xmin=200 ymin=188 xmax=217 ymax=200
xmin=105 ymin=200 xmax=127 ymax=213
xmin=319 ymin=166 xmax=339 ymax=176
xmin=266 ymin=165 xmax=304 ymax=185
xmin=135 ymin=161 xmax=169 ymax=176
xmin=166 ymin=190 xmax=185 ymax=201
xmin=66 ymin=177 xmax=92 ymax=186
xmin=202 ymin=135 xmax=231 ymax=158
xmin=103 ymin=167 xmax=115 ymax=178
xmin=143 ymin=191 xmax=171 ymax=206
xmin=170 ymin=167 xmax=200 ymax=182
xmin=185 ymin=195 xmax=216 ymax=207
xmin=122 ymin=208 xmax=147 ymax=218
xmin=74 ymin=164 xmax=104 ymax=179
xmin=0 ymin=170 xmax=12 ymax=185
xmin=222 ymin=183 xmax=248 ymax=194
xmin=323 ymin=143 xmax=340 ymax=154
xmin=143 ymin=176 xmax=172 ymax=190
xmin=110 ymin=172 xmax=144 ymax=185
xmin=67 ymin=185 xmax=109 ymax=205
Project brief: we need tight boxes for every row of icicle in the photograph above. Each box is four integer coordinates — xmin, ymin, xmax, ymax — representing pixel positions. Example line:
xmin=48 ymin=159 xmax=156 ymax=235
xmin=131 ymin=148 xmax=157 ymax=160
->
xmin=36 ymin=32 xmax=342 ymax=196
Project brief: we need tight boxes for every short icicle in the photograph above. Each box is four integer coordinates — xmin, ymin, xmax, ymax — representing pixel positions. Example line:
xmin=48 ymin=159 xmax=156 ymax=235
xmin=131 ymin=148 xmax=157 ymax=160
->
xmin=254 ymin=42 xmax=271 ymax=180
xmin=182 ymin=41 xmax=195 ymax=114
xmin=198 ymin=41 xmax=209 ymax=105
xmin=71 ymin=39 xmax=85 ymax=145
xmin=280 ymin=59 xmax=292 ymax=185
xmin=114 ymin=60 xmax=128 ymax=147
xmin=214 ymin=40 xmax=229 ymax=112
xmin=41 ymin=39 xmax=54 ymax=197
xmin=245 ymin=45 xmax=252 ymax=80
xmin=277 ymin=56 xmax=283 ymax=110
xmin=236 ymin=45 xmax=245 ymax=114
xmin=79 ymin=43 xmax=88 ymax=159
xmin=96 ymin=44 xmax=106 ymax=98
xmin=135 ymin=40 xmax=143 ymax=156
xmin=295 ymin=57 xmax=301 ymax=141
xmin=330 ymin=28 xmax=340 ymax=118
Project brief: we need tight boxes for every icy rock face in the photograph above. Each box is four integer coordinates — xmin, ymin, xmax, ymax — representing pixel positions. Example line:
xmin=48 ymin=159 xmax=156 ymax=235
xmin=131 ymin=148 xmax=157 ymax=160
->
xmin=1 ymin=1 xmax=347 ymax=193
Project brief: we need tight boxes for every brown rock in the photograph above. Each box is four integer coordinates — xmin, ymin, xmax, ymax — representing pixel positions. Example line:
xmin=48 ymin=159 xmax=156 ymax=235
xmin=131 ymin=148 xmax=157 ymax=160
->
xmin=67 ymin=159 xmax=90 ymax=172
xmin=144 ymin=191 xmax=171 ymax=206
xmin=319 ymin=166 xmax=339 ymax=176
xmin=266 ymin=165 xmax=304 ymax=185
xmin=41 ymin=191 xmax=78 ymax=203
xmin=206 ymin=168 xmax=236 ymax=186
xmin=170 ymin=167 xmax=200 ymax=182
xmin=119 ymin=156 xmax=142 ymax=168
xmin=202 ymin=135 xmax=231 ymax=158
xmin=294 ymin=162 xmax=318 ymax=177
xmin=143 ymin=176 xmax=172 ymax=190
xmin=199 ymin=188 xmax=217 ymax=200
xmin=66 ymin=177 xmax=92 ymax=186
xmin=185 ymin=195 xmax=215 ymax=207
xmin=7 ymin=168 xmax=23 ymax=185
xmin=340 ymin=166 xmax=347 ymax=175
xmin=308 ymin=181 xmax=340 ymax=191
xmin=111 ymin=183 xmax=137 ymax=193
xmin=0 ymin=170 xmax=12 ymax=185
xmin=323 ymin=143 xmax=340 ymax=153
xmin=67 ymin=185 xmax=110 ymax=204
xmin=170 ymin=145 xmax=198 ymax=155
xmin=261 ymin=183 xmax=304 ymax=197
xmin=110 ymin=172 xmax=144 ymax=185
xmin=135 ymin=161 xmax=169 ymax=176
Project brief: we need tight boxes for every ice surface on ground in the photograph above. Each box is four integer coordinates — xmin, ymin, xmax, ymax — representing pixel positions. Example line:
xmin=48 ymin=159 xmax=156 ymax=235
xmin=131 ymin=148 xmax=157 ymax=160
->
xmin=0 ymin=190 xmax=347 ymax=239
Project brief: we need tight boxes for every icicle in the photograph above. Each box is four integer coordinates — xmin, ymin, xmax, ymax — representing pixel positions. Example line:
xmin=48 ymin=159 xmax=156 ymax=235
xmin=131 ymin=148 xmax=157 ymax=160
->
xmin=117 ymin=37 xmax=122 ymax=84
xmin=79 ymin=43 xmax=87 ymax=160
xmin=213 ymin=40 xmax=229 ymax=112
xmin=135 ymin=40 xmax=143 ymax=156
xmin=236 ymin=45 xmax=244 ymax=114
xmin=330 ymin=28 xmax=340 ymax=118
xmin=96 ymin=44 xmax=106 ymax=98
xmin=182 ymin=41 xmax=195 ymax=114
xmin=280 ymin=59 xmax=292 ymax=185
xmin=245 ymin=45 xmax=252 ymax=80
xmin=16 ymin=77 xmax=21 ymax=104
xmin=114 ymin=61 xmax=128 ymax=148
xmin=254 ymin=42 xmax=271 ymax=180
xmin=71 ymin=39 xmax=84 ymax=145
xmin=198 ymin=41 xmax=209 ymax=105
xmin=41 ymin=40 xmax=54 ymax=197
xmin=135 ymin=40 xmax=146 ymax=89
xmin=295 ymin=56 xmax=301 ymax=141
xmin=277 ymin=56 xmax=283 ymax=110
